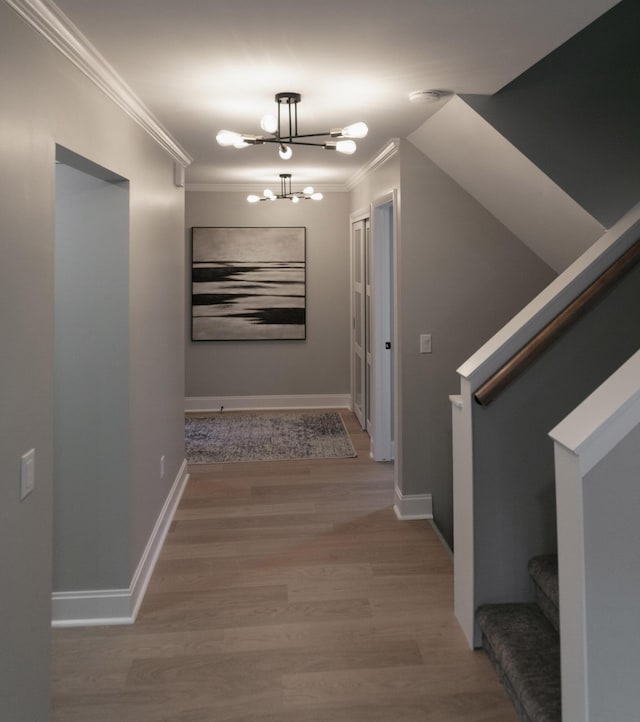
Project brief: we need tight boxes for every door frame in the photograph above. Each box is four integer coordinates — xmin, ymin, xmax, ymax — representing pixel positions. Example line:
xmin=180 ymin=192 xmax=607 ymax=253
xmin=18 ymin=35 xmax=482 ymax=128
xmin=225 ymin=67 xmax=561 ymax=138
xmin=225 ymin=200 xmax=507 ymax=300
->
xmin=350 ymin=190 xmax=398 ymax=462
xmin=350 ymin=209 xmax=369 ymax=429
xmin=369 ymin=190 xmax=397 ymax=461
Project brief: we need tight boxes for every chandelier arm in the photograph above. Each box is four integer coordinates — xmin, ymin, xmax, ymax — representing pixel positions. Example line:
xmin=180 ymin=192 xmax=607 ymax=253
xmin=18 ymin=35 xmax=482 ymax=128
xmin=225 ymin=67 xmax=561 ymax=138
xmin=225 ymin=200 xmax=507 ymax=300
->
xmin=287 ymin=132 xmax=334 ymax=139
xmin=260 ymin=138 xmax=334 ymax=147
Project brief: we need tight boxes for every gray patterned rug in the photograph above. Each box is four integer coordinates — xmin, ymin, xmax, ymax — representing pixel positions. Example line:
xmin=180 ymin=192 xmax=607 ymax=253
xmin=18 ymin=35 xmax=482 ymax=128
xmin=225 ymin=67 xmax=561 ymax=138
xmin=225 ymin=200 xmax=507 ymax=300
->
xmin=185 ymin=411 xmax=357 ymax=464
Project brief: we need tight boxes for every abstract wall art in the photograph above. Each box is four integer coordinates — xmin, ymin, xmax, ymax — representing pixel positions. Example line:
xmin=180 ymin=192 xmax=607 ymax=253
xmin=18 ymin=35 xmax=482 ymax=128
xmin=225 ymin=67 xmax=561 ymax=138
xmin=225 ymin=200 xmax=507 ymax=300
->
xmin=191 ymin=226 xmax=306 ymax=341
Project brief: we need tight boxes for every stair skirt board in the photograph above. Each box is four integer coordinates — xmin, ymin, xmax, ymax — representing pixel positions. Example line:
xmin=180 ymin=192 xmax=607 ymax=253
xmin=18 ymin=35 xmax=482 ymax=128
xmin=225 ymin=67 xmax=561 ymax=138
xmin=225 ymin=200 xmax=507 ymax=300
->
xmin=185 ymin=394 xmax=351 ymax=412
xmin=51 ymin=460 xmax=189 ymax=627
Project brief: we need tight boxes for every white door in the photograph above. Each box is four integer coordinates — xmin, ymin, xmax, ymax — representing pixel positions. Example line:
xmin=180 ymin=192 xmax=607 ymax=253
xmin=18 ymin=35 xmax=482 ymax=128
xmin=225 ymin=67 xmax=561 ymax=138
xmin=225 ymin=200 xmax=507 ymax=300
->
xmin=351 ymin=218 xmax=367 ymax=428
xmin=370 ymin=193 xmax=395 ymax=461
xmin=365 ymin=218 xmax=373 ymax=432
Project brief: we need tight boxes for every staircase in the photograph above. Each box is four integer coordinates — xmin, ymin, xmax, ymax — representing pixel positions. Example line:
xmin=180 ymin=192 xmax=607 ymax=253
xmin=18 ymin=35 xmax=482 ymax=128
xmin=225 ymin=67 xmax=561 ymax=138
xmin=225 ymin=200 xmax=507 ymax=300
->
xmin=476 ymin=555 xmax=561 ymax=722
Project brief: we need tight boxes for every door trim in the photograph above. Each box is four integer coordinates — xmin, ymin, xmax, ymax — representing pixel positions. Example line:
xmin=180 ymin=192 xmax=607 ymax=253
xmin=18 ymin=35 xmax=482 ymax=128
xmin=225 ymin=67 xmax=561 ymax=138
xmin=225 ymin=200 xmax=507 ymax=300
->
xmin=369 ymin=191 xmax=397 ymax=461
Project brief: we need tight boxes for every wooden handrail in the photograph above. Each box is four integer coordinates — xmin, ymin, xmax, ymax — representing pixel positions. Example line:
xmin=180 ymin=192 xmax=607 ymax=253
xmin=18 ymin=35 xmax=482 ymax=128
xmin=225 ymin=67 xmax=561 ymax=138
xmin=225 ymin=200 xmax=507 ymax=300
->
xmin=474 ymin=238 xmax=640 ymax=406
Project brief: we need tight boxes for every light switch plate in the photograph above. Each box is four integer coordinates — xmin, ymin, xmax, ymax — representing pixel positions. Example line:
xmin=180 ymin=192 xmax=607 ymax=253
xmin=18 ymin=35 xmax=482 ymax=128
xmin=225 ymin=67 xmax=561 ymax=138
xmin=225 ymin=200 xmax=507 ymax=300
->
xmin=420 ymin=334 xmax=432 ymax=354
xmin=21 ymin=448 xmax=35 ymax=500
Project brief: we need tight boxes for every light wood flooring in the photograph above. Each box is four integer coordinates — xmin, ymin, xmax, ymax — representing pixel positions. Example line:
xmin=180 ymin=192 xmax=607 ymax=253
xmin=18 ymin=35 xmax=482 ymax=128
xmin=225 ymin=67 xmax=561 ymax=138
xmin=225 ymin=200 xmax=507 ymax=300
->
xmin=51 ymin=411 xmax=516 ymax=721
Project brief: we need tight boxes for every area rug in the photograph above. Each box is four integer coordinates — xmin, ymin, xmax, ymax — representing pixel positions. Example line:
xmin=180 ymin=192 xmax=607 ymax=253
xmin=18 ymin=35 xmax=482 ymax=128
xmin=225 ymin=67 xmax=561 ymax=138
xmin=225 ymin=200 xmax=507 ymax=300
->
xmin=185 ymin=411 xmax=357 ymax=464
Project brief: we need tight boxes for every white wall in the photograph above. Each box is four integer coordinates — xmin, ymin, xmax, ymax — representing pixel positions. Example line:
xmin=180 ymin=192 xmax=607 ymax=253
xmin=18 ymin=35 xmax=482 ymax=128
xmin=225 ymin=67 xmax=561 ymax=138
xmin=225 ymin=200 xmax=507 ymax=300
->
xmin=185 ymin=190 xmax=351 ymax=400
xmin=0 ymin=4 xmax=185 ymax=717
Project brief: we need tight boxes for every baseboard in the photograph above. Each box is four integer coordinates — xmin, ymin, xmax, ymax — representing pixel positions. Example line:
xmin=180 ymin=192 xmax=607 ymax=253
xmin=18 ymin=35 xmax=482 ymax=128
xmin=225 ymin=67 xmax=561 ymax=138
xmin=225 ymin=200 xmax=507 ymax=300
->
xmin=51 ymin=459 xmax=189 ymax=627
xmin=185 ymin=394 xmax=351 ymax=412
xmin=393 ymin=486 xmax=433 ymax=520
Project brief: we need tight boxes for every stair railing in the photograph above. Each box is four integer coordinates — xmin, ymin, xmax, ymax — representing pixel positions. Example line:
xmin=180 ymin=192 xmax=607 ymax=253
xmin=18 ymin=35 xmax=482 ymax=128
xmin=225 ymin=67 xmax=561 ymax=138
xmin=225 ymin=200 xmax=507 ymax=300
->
xmin=474 ymin=237 xmax=640 ymax=406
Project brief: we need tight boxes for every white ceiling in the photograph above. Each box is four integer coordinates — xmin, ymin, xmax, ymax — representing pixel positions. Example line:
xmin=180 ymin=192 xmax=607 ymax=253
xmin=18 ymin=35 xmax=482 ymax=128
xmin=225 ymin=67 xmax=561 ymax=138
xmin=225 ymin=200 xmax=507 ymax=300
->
xmin=53 ymin=0 xmax=618 ymax=188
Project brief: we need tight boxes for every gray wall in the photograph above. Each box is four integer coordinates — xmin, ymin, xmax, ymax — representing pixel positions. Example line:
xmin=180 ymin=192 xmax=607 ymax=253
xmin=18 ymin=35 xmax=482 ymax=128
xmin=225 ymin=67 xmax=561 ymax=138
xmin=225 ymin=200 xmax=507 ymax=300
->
xmin=349 ymin=141 xmax=556 ymax=546
xmin=0 ymin=4 xmax=185 ymax=718
xmin=185 ymin=191 xmax=351 ymax=398
xmin=462 ymin=0 xmax=640 ymax=229
xmin=398 ymin=140 xmax=557 ymax=545
xmin=584 ymin=421 xmax=640 ymax=721
xmin=54 ymin=162 xmax=130 ymax=591
xmin=472 ymin=262 xmax=640 ymax=607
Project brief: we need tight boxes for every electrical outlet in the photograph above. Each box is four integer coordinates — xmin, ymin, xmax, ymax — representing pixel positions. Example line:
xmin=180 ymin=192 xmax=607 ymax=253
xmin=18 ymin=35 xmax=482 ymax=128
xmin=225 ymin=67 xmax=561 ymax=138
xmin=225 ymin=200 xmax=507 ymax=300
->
xmin=21 ymin=448 xmax=35 ymax=500
xmin=160 ymin=455 xmax=165 ymax=479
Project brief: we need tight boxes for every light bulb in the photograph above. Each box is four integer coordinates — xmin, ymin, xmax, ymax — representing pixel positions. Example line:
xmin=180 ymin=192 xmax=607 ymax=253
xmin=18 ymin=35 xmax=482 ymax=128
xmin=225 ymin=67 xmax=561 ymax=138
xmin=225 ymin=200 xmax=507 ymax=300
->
xmin=303 ymin=186 xmax=314 ymax=195
xmin=311 ymin=192 xmax=323 ymax=201
xmin=263 ymin=189 xmax=275 ymax=199
xmin=216 ymin=129 xmax=242 ymax=147
xmin=291 ymin=195 xmax=300 ymax=204
xmin=339 ymin=122 xmax=368 ymax=139
xmin=279 ymin=144 xmax=293 ymax=160
xmin=335 ymin=140 xmax=357 ymax=155
xmin=247 ymin=194 xmax=261 ymax=203
xmin=260 ymin=114 xmax=278 ymax=134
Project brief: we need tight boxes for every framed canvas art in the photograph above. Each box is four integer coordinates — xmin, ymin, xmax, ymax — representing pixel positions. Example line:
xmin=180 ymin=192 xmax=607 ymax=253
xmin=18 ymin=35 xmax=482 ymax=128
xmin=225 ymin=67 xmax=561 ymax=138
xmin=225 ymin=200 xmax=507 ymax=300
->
xmin=191 ymin=226 xmax=306 ymax=341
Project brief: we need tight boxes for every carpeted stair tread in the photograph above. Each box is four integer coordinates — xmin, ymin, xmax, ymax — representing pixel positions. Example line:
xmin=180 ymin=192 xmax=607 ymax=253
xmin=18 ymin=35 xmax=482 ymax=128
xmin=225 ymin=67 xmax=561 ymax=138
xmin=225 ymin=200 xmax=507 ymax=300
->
xmin=528 ymin=555 xmax=559 ymax=632
xmin=476 ymin=603 xmax=561 ymax=722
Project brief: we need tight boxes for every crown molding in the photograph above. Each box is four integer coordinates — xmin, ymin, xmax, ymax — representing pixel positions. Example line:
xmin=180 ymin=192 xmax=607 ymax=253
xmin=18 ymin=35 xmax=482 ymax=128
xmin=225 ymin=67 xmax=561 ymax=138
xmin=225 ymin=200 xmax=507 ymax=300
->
xmin=347 ymin=139 xmax=400 ymax=190
xmin=186 ymin=182 xmax=348 ymax=193
xmin=185 ymin=140 xmax=400 ymax=193
xmin=5 ymin=0 xmax=192 ymax=168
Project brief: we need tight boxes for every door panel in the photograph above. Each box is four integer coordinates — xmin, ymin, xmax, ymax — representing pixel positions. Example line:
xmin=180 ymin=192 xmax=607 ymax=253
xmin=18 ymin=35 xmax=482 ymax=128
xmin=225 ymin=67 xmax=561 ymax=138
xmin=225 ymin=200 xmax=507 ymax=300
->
xmin=365 ymin=219 xmax=373 ymax=432
xmin=352 ymin=220 xmax=366 ymax=428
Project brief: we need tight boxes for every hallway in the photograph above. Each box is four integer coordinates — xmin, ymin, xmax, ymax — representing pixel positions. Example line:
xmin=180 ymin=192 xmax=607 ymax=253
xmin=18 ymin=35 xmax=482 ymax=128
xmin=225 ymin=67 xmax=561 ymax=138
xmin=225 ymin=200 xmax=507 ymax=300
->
xmin=51 ymin=412 xmax=516 ymax=721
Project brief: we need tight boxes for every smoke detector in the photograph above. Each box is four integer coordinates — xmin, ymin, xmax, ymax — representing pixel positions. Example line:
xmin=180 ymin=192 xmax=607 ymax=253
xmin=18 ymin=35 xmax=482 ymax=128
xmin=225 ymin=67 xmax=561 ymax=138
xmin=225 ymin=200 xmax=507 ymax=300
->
xmin=408 ymin=89 xmax=444 ymax=104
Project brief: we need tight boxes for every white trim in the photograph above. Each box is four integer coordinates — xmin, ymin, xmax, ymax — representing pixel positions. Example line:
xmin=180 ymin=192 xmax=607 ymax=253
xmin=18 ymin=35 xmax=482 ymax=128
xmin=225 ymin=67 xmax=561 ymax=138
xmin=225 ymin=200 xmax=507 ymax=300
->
xmin=51 ymin=460 xmax=189 ymax=627
xmin=451 ymin=378 xmax=477 ymax=647
xmin=370 ymin=191 xmax=396 ymax=461
xmin=393 ymin=487 xmax=433 ymax=520
xmin=347 ymin=139 xmax=400 ymax=190
xmin=185 ymin=394 xmax=351 ymax=412
xmin=553 ymin=443 xmax=589 ymax=721
xmin=350 ymin=207 xmax=370 ymax=223
xmin=5 ymin=0 xmax=192 ymax=168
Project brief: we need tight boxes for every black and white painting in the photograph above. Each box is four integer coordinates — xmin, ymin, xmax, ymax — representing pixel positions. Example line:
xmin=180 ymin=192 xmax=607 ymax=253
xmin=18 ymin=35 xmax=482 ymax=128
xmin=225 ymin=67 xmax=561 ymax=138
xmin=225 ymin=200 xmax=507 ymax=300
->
xmin=191 ymin=226 xmax=306 ymax=341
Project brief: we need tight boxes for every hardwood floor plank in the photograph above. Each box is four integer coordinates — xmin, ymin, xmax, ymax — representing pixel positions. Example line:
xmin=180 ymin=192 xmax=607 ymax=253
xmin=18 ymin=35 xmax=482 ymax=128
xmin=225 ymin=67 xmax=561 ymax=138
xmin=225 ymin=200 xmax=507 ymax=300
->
xmin=125 ymin=640 xmax=423 ymax=688
xmin=281 ymin=658 xmax=508 ymax=707
xmin=51 ymin=411 xmax=516 ymax=721
xmin=137 ymin=594 xmax=373 ymax=633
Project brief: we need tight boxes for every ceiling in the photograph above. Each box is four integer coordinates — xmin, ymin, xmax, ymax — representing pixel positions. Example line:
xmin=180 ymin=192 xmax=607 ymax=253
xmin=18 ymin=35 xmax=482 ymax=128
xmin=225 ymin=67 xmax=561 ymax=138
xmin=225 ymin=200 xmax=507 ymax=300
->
xmin=52 ymin=0 xmax=618 ymax=189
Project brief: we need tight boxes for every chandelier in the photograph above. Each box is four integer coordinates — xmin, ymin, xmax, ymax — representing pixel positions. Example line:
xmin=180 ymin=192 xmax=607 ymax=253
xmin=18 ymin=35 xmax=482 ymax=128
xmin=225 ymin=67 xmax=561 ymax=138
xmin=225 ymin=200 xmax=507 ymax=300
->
xmin=247 ymin=174 xmax=323 ymax=203
xmin=217 ymin=91 xmax=368 ymax=160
